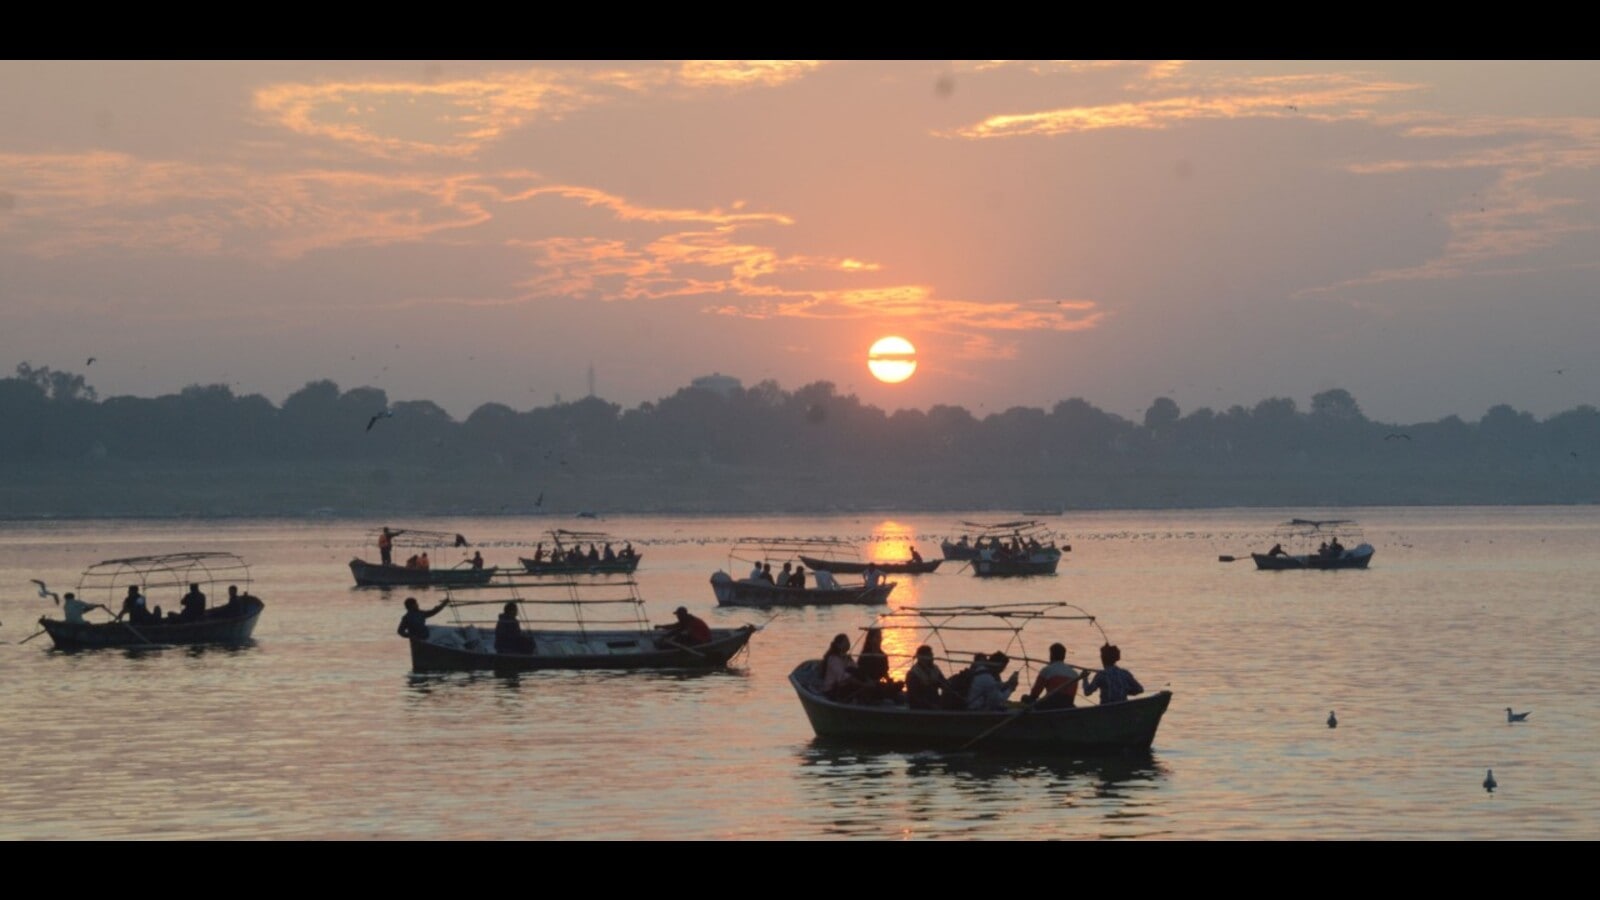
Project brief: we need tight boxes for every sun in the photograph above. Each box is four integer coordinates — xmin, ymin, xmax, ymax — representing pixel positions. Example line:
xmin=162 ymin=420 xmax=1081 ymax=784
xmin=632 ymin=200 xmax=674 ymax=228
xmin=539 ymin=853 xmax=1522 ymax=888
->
xmin=868 ymin=336 xmax=917 ymax=384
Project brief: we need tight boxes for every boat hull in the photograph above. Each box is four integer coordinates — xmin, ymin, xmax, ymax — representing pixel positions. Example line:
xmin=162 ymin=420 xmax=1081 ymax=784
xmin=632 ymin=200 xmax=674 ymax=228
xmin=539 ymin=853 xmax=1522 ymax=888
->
xmin=790 ymin=662 xmax=1170 ymax=753
xmin=1252 ymin=546 xmax=1374 ymax=570
xmin=519 ymin=556 xmax=641 ymax=576
xmin=349 ymin=559 xmax=498 ymax=587
xmin=797 ymin=556 xmax=941 ymax=575
xmin=710 ymin=572 xmax=895 ymax=607
xmin=409 ymin=624 xmax=756 ymax=673
xmin=971 ymin=554 xmax=1060 ymax=577
xmin=40 ymin=598 xmax=265 ymax=650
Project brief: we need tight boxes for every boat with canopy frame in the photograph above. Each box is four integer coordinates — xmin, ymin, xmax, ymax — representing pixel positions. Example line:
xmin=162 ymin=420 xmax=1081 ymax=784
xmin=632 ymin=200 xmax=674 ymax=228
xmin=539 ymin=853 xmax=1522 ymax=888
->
xmin=1243 ymin=518 xmax=1374 ymax=570
xmin=520 ymin=529 xmax=642 ymax=575
xmin=405 ymin=573 xmax=757 ymax=673
xmin=710 ymin=537 xmax=897 ymax=608
xmin=789 ymin=601 xmax=1170 ymax=753
xmin=36 ymin=551 xmax=264 ymax=650
xmin=349 ymin=526 xmax=497 ymax=587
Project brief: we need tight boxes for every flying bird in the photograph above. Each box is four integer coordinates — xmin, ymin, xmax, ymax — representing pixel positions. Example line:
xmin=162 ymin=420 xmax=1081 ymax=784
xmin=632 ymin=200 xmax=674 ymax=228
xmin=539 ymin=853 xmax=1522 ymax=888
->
xmin=1506 ymin=708 xmax=1530 ymax=723
xmin=366 ymin=409 xmax=395 ymax=432
xmin=1483 ymin=769 xmax=1497 ymax=793
xmin=86 ymin=357 xmax=96 ymax=366
xmin=1327 ymin=710 xmax=1337 ymax=728
xmin=30 ymin=578 xmax=59 ymax=604
xmin=534 ymin=491 xmax=544 ymax=507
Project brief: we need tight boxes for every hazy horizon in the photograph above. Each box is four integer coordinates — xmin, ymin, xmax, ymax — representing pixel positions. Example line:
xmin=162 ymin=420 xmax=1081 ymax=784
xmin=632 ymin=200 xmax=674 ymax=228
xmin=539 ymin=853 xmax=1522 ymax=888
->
xmin=3 ymin=60 xmax=1598 ymax=424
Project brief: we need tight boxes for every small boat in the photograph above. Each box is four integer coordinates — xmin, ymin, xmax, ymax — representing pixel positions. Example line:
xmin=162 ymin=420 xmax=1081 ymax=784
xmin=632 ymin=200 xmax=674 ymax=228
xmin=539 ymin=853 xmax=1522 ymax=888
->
xmin=1248 ymin=518 xmax=1375 ymax=571
xmin=405 ymin=575 xmax=757 ymax=673
xmin=789 ymin=601 xmax=1170 ymax=753
xmin=941 ymin=520 xmax=1071 ymax=569
xmin=35 ymin=552 xmax=265 ymax=650
xmin=349 ymin=558 xmax=498 ymax=587
xmin=797 ymin=556 xmax=943 ymax=575
xmin=711 ymin=538 xmax=896 ymax=608
xmin=520 ymin=529 xmax=642 ymax=575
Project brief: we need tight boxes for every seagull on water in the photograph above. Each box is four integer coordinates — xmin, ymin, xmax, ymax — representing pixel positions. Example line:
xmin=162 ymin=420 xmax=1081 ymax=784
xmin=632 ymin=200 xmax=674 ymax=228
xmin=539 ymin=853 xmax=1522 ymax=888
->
xmin=1506 ymin=707 xmax=1530 ymax=723
xmin=1483 ymin=769 xmax=1497 ymax=793
xmin=366 ymin=409 xmax=395 ymax=432
xmin=1327 ymin=710 xmax=1337 ymax=728
xmin=30 ymin=578 xmax=60 ymax=604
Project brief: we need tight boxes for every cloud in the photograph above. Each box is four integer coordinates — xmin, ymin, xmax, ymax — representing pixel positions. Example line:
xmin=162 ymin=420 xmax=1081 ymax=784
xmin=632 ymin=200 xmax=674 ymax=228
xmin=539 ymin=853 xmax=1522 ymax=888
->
xmin=676 ymin=60 xmax=825 ymax=88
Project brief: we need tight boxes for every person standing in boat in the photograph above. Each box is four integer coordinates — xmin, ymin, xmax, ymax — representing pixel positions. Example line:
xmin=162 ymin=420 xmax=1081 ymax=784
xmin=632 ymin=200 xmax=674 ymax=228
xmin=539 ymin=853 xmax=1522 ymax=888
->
xmin=904 ymin=645 xmax=949 ymax=709
xmin=495 ymin=602 xmax=535 ymax=654
xmin=1025 ymin=642 xmax=1082 ymax=709
xmin=379 ymin=527 xmax=397 ymax=566
xmin=1084 ymin=644 xmax=1144 ymax=704
xmin=397 ymin=596 xmax=450 ymax=640
xmin=657 ymin=606 xmax=712 ymax=646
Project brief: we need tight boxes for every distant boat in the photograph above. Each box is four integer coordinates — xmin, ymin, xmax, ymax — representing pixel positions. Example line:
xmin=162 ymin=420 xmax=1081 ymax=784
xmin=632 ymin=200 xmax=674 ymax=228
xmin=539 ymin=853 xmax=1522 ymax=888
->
xmin=520 ymin=529 xmax=641 ymax=575
xmin=1250 ymin=519 xmax=1374 ymax=571
xmin=711 ymin=538 xmax=896 ymax=608
xmin=349 ymin=559 xmax=497 ymax=588
xmin=36 ymin=552 xmax=264 ymax=650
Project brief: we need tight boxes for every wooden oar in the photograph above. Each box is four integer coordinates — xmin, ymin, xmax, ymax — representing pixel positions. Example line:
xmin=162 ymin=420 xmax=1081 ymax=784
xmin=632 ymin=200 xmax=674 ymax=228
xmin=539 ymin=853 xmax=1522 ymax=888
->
xmin=18 ymin=626 xmax=48 ymax=644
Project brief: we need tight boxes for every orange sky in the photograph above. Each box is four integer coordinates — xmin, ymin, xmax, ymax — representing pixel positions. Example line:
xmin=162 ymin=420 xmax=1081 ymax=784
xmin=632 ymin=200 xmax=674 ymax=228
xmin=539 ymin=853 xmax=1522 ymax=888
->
xmin=2 ymin=60 xmax=1597 ymax=423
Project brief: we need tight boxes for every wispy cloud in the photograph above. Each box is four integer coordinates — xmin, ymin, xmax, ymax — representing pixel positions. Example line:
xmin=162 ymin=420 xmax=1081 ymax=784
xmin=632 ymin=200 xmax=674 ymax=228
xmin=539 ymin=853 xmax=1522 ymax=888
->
xmin=676 ymin=60 xmax=825 ymax=88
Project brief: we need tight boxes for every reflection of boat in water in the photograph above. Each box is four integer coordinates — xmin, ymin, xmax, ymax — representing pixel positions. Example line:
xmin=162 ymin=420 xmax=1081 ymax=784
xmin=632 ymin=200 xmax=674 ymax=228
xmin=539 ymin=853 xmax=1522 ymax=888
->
xmin=36 ymin=552 xmax=265 ymax=650
xmin=1248 ymin=519 xmax=1374 ymax=571
xmin=520 ymin=529 xmax=641 ymax=575
xmin=790 ymin=601 xmax=1170 ymax=753
xmin=407 ymin=576 xmax=757 ymax=673
xmin=711 ymin=539 xmax=896 ymax=608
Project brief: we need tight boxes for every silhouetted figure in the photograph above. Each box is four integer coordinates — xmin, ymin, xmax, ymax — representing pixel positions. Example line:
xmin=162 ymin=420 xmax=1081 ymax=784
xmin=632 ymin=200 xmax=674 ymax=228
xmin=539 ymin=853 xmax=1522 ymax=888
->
xmin=178 ymin=583 xmax=207 ymax=622
xmin=1084 ymin=644 xmax=1144 ymax=704
xmin=470 ymin=551 xmax=484 ymax=570
xmin=1026 ymin=642 xmax=1081 ymax=709
xmin=397 ymin=596 xmax=449 ymax=640
xmin=905 ymin=645 xmax=948 ymax=709
xmin=967 ymin=651 xmax=1019 ymax=710
xmin=495 ymin=602 xmax=535 ymax=654
xmin=657 ymin=606 xmax=712 ymax=646
xmin=379 ymin=527 xmax=396 ymax=566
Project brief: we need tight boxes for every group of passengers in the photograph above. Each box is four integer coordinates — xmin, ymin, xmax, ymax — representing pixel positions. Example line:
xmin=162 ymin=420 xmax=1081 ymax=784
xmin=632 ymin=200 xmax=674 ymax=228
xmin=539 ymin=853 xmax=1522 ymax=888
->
xmin=1316 ymin=537 xmax=1346 ymax=558
xmin=403 ymin=552 xmax=431 ymax=570
xmin=115 ymin=582 xmax=255 ymax=626
xmin=748 ymin=561 xmax=809 ymax=589
xmin=529 ymin=541 xmax=636 ymax=566
xmin=818 ymin=632 xmax=1143 ymax=710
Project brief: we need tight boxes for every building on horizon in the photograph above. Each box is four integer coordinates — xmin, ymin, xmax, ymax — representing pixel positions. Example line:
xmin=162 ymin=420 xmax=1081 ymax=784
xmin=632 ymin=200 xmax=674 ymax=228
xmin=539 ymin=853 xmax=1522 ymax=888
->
xmin=690 ymin=372 xmax=742 ymax=398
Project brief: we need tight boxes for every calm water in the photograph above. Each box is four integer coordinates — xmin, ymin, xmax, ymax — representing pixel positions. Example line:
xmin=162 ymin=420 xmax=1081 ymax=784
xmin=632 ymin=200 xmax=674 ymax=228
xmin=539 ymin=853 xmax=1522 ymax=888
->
xmin=1 ymin=507 xmax=1595 ymax=840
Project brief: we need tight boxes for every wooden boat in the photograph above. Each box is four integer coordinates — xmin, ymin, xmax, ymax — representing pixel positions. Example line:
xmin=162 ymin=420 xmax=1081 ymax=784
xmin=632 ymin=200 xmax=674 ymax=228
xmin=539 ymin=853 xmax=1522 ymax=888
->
xmin=711 ymin=538 xmax=896 ymax=608
xmin=36 ymin=552 xmax=265 ymax=650
xmin=404 ymin=575 xmax=757 ymax=673
xmin=789 ymin=601 xmax=1170 ymax=753
xmin=797 ymin=556 xmax=942 ymax=575
xmin=792 ymin=663 xmax=1172 ymax=752
xmin=1247 ymin=518 xmax=1375 ymax=571
xmin=942 ymin=520 xmax=1071 ymax=568
xmin=520 ymin=529 xmax=642 ymax=575
xmin=972 ymin=547 xmax=1062 ymax=577
xmin=350 ymin=558 xmax=498 ymax=587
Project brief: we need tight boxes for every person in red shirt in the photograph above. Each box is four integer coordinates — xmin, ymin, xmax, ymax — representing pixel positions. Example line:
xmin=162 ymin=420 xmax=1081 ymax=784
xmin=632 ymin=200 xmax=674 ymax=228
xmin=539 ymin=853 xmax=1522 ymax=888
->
xmin=659 ymin=606 xmax=712 ymax=646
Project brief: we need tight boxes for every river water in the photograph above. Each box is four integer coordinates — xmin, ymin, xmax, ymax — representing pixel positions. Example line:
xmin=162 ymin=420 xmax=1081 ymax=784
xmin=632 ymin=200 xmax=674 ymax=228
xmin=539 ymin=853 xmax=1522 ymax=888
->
xmin=1 ymin=507 xmax=1594 ymax=839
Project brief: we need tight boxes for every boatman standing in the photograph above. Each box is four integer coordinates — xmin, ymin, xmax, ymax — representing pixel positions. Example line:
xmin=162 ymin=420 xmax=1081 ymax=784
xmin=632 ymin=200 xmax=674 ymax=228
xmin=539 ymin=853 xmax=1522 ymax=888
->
xmin=379 ymin=527 xmax=396 ymax=566
xmin=397 ymin=596 xmax=450 ymax=640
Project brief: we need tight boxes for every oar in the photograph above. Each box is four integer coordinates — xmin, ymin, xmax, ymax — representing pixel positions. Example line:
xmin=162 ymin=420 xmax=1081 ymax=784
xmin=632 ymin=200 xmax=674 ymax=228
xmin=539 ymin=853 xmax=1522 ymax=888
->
xmin=19 ymin=626 xmax=49 ymax=644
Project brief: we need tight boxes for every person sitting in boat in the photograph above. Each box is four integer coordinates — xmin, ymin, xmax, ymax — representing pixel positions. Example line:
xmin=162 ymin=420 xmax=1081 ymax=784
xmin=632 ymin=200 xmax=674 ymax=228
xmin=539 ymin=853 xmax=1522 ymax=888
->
xmin=862 ymin=562 xmax=882 ymax=589
xmin=470 ymin=551 xmax=484 ymax=570
xmin=1084 ymin=644 xmax=1144 ymax=705
xmin=1327 ymin=537 xmax=1345 ymax=558
xmin=418 ymin=552 xmax=431 ymax=571
xmin=177 ymin=583 xmax=207 ymax=622
xmin=909 ymin=546 xmax=924 ymax=564
xmin=967 ymin=651 xmax=1020 ymax=711
xmin=1267 ymin=543 xmax=1287 ymax=557
xmin=405 ymin=554 xmax=421 ymax=569
xmin=760 ymin=563 xmax=775 ymax=584
xmin=748 ymin=561 xmax=764 ymax=581
xmin=1316 ymin=541 xmax=1330 ymax=557
xmin=1025 ymin=642 xmax=1082 ymax=710
xmin=495 ymin=602 xmax=535 ymax=654
xmin=621 ymin=542 xmax=635 ymax=559
xmin=942 ymin=653 xmax=987 ymax=709
xmin=787 ymin=565 xmax=807 ymax=589
xmin=603 ymin=543 xmax=616 ymax=562
xmin=397 ymin=596 xmax=450 ymax=640
xmin=120 ymin=585 xmax=160 ymax=625
xmin=852 ymin=627 xmax=902 ymax=703
xmin=904 ymin=645 xmax=949 ymax=709
xmin=778 ymin=561 xmax=793 ymax=585
xmin=657 ymin=606 xmax=712 ymax=646
xmin=813 ymin=569 xmax=839 ymax=590
xmin=587 ymin=544 xmax=600 ymax=563
xmin=819 ymin=633 xmax=863 ymax=702
xmin=222 ymin=585 xmax=253 ymax=615
xmin=60 ymin=591 xmax=102 ymax=625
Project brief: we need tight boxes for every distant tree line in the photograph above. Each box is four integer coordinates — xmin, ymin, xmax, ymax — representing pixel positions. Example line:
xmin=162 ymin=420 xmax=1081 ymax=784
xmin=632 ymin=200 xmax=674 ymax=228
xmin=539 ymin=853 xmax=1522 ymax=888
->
xmin=2 ymin=363 xmax=1596 ymax=514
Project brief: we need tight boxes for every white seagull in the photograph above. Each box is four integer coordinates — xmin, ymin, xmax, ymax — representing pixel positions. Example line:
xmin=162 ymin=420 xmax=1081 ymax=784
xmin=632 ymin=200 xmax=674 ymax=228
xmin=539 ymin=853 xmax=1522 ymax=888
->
xmin=1506 ymin=708 xmax=1531 ymax=723
xmin=1483 ymin=769 xmax=1497 ymax=793
xmin=30 ymin=578 xmax=60 ymax=604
